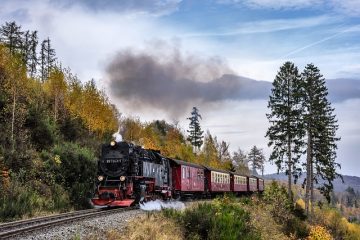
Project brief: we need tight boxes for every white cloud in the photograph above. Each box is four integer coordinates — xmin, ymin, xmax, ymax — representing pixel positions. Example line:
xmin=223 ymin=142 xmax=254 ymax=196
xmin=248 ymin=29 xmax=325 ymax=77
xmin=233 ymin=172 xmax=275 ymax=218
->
xmin=331 ymin=0 xmax=360 ymax=16
xmin=220 ymin=0 xmax=360 ymax=16
xmin=218 ymin=0 xmax=324 ymax=10
xmin=183 ymin=15 xmax=338 ymax=37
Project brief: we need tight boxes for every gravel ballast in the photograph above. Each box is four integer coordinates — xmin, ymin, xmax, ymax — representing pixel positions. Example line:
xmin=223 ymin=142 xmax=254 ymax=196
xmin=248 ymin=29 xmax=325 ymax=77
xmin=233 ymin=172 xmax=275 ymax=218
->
xmin=14 ymin=209 xmax=145 ymax=240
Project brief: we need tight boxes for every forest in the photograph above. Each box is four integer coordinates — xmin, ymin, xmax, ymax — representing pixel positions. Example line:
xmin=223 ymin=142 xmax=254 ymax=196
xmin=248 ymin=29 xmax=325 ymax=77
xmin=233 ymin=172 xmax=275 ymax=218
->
xmin=0 ymin=21 xmax=263 ymax=221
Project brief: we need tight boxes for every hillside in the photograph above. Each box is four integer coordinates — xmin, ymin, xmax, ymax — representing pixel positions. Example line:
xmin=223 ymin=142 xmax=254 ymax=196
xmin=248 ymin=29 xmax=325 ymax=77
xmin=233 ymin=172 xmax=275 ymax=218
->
xmin=265 ymin=172 xmax=360 ymax=193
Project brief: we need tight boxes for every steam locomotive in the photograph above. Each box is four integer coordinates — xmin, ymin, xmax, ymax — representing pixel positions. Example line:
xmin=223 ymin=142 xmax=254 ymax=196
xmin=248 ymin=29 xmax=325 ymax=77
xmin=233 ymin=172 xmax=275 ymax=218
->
xmin=91 ymin=140 xmax=264 ymax=207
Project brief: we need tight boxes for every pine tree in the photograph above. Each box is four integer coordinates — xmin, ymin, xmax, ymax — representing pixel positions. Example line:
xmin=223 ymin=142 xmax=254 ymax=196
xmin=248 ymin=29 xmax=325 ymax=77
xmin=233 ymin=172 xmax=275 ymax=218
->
xmin=301 ymin=63 xmax=341 ymax=216
xmin=40 ymin=38 xmax=56 ymax=81
xmin=266 ymin=61 xmax=305 ymax=198
xmin=187 ymin=107 xmax=204 ymax=151
xmin=216 ymin=140 xmax=231 ymax=162
xmin=0 ymin=21 xmax=23 ymax=55
xmin=232 ymin=148 xmax=250 ymax=175
xmin=28 ymin=31 xmax=38 ymax=78
xmin=247 ymin=145 xmax=265 ymax=176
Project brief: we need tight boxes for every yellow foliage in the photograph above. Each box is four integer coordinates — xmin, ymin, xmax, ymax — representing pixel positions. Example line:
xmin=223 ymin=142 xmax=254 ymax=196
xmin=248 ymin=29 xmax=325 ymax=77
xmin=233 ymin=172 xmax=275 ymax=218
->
xmin=307 ymin=225 xmax=333 ymax=240
xmin=65 ymin=79 xmax=118 ymax=136
xmin=295 ymin=198 xmax=306 ymax=210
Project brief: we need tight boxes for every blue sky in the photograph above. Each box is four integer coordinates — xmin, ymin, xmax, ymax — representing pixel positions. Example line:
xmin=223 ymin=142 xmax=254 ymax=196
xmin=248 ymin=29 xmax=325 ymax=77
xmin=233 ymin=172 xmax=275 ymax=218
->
xmin=1 ymin=0 xmax=359 ymax=176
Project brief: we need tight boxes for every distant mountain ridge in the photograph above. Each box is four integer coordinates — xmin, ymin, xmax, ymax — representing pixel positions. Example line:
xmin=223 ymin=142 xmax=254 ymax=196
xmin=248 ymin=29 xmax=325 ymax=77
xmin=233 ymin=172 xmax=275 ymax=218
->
xmin=264 ymin=172 xmax=360 ymax=193
xmin=222 ymin=74 xmax=360 ymax=102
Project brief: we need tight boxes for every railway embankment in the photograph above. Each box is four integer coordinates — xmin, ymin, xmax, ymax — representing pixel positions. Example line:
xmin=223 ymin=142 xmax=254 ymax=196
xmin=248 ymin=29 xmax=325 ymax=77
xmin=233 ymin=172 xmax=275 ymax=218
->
xmin=82 ymin=181 xmax=360 ymax=240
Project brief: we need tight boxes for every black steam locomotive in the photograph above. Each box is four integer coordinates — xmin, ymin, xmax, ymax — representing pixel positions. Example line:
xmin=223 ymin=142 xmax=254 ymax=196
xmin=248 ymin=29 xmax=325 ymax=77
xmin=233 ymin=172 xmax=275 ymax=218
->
xmin=91 ymin=140 xmax=264 ymax=207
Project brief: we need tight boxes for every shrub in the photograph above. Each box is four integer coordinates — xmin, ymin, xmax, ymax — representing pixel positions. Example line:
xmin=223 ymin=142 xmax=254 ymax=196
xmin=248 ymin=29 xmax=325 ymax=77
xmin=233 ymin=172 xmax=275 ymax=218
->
xmin=0 ymin=179 xmax=38 ymax=221
xmin=307 ymin=225 xmax=332 ymax=240
xmin=43 ymin=142 xmax=97 ymax=209
xmin=263 ymin=181 xmax=293 ymax=223
xmin=164 ymin=197 xmax=260 ymax=240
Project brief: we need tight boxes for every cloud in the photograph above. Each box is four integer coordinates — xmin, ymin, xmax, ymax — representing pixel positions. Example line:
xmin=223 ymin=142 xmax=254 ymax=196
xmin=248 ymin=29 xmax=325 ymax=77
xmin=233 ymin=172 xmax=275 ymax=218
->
xmin=219 ymin=0 xmax=360 ymax=16
xmin=330 ymin=0 xmax=360 ymax=16
xmin=218 ymin=0 xmax=324 ymax=10
xmin=2 ymin=0 xmax=182 ymax=16
xmin=105 ymin=42 xmax=272 ymax=117
xmin=184 ymin=15 xmax=338 ymax=37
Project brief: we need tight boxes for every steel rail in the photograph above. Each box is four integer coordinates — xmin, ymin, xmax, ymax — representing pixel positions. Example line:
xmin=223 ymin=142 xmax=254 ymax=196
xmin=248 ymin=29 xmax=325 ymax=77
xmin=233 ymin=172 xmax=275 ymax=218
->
xmin=0 ymin=207 xmax=137 ymax=239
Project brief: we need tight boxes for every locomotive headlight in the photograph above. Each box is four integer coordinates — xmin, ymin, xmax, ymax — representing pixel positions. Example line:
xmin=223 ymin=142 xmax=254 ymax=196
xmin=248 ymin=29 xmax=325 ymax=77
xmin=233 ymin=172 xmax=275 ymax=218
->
xmin=110 ymin=141 xmax=116 ymax=146
xmin=98 ymin=175 xmax=104 ymax=181
xmin=120 ymin=176 xmax=126 ymax=182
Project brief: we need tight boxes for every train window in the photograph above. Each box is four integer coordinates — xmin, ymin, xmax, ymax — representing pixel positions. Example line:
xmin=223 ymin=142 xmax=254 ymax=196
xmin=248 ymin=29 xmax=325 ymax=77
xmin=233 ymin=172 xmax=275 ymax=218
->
xmin=182 ymin=167 xmax=186 ymax=179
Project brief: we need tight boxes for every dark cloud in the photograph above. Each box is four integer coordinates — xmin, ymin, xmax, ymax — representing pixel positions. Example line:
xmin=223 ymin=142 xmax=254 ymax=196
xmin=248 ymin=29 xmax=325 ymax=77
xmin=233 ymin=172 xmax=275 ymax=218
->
xmin=106 ymin=45 xmax=270 ymax=117
xmin=50 ymin=0 xmax=182 ymax=15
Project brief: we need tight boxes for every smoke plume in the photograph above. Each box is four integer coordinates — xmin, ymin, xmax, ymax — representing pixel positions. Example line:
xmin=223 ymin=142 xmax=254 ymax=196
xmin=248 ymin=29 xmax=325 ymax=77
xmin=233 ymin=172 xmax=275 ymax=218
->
xmin=106 ymin=43 xmax=270 ymax=117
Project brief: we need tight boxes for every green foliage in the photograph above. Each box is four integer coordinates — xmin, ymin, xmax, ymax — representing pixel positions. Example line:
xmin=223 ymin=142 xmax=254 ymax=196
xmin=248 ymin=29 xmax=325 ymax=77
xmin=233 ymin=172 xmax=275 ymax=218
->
xmin=0 ymin=179 xmax=38 ymax=220
xmin=163 ymin=196 xmax=260 ymax=240
xmin=263 ymin=181 xmax=310 ymax=238
xmin=0 ymin=173 xmax=71 ymax=221
xmin=266 ymin=61 xmax=305 ymax=198
xmin=47 ymin=142 xmax=97 ymax=209
xmin=25 ymin=107 xmax=57 ymax=150
xmin=187 ymin=106 xmax=204 ymax=150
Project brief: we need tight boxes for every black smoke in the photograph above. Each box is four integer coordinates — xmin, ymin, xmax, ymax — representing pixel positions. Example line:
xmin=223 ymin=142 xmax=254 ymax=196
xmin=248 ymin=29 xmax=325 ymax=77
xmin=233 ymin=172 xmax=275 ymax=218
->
xmin=106 ymin=45 xmax=271 ymax=117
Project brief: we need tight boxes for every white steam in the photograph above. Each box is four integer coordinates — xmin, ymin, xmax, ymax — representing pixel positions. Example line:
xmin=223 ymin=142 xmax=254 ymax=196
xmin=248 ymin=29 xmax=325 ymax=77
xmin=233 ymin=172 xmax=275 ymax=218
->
xmin=140 ymin=200 xmax=185 ymax=211
xmin=112 ymin=130 xmax=123 ymax=142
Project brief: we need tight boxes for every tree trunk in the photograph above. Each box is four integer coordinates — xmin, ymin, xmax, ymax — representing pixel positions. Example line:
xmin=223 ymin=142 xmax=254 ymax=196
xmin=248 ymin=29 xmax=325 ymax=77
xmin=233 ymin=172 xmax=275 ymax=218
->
xmin=310 ymin=160 xmax=314 ymax=217
xmin=305 ymin=130 xmax=312 ymax=217
xmin=287 ymin=135 xmax=292 ymax=199
xmin=11 ymin=91 xmax=16 ymax=152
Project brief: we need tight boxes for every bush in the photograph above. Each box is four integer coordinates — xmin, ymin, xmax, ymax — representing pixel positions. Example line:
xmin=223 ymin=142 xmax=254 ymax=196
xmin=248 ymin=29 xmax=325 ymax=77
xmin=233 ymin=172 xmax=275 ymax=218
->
xmin=263 ymin=181 xmax=293 ymax=223
xmin=47 ymin=142 xmax=97 ymax=209
xmin=307 ymin=225 xmax=332 ymax=240
xmin=164 ymin=197 xmax=260 ymax=240
xmin=0 ymin=179 xmax=38 ymax=221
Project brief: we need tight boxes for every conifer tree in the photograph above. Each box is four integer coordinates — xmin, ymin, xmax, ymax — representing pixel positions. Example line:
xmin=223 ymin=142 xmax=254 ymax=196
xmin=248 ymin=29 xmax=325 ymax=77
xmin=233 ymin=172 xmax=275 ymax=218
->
xmin=0 ymin=21 xmax=23 ymax=55
xmin=232 ymin=148 xmax=250 ymax=175
xmin=40 ymin=38 xmax=56 ymax=81
xmin=266 ymin=61 xmax=305 ymax=198
xmin=187 ymin=107 xmax=204 ymax=151
xmin=28 ymin=31 xmax=38 ymax=78
xmin=247 ymin=145 xmax=265 ymax=176
xmin=301 ymin=63 xmax=341 ymax=216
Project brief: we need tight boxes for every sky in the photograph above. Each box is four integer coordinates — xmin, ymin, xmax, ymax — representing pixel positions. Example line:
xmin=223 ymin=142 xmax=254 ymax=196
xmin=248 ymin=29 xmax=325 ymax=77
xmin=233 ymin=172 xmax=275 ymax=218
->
xmin=1 ymin=0 xmax=359 ymax=176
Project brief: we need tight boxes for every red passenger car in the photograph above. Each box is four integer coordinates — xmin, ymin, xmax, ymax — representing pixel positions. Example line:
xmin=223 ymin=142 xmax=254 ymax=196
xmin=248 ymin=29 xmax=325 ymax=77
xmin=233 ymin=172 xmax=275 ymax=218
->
xmin=258 ymin=178 xmax=264 ymax=192
xmin=230 ymin=173 xmax=248 ymax=193
xmin=248 ymin=176 xmax=258 ymax=192
xmin=205 ymin=167 xmax=231 ymax=193
xmin=170 ymin=159 xmax=205 ymax=198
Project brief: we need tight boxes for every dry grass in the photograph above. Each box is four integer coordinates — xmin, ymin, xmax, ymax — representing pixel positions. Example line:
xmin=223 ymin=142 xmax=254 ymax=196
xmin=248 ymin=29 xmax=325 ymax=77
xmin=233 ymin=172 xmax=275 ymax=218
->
xmin=119 ymin=212 xmax=183 ymax=240
xmin=83 ymin=212 xmax=184 ymax=240
xmin=242 ymin=201 xmax=291 ymax=240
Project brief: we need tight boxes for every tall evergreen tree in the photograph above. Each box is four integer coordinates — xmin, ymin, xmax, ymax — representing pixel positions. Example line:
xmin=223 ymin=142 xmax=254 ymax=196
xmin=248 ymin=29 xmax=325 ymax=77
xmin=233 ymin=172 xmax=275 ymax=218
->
xmin=216 ymin=139 xmax=231 ymax=162
xmin=0 ymin=21 xmax=23 ymax=55
xmin=187 ymin=107 xmax=204 ymax=151
xmin=232 ymin=148 xmax=250 ymax=175
xmin=40 ymin=38 xmax=56 ymax=81
xmin=28 ymin=31 xmax=38 ymax=78
xmin=247 ymin=145 xmax=265 ymax=176
xmin=266 ymin=61 xmax=305 ymax=198
xmin=301 ymin=63 xmax=341 ymax=216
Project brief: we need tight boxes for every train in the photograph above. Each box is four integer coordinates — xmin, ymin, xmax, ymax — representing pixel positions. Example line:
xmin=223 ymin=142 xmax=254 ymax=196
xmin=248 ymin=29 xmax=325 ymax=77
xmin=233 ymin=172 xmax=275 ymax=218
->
xmin=91 ymin=140 xmax=264 ymax=207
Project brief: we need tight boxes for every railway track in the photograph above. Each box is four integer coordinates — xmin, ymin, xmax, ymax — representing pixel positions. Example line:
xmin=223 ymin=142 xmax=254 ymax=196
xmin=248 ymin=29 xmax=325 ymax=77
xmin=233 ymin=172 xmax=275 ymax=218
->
xmin=0 ymin=207 xmax=137 ymax=239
